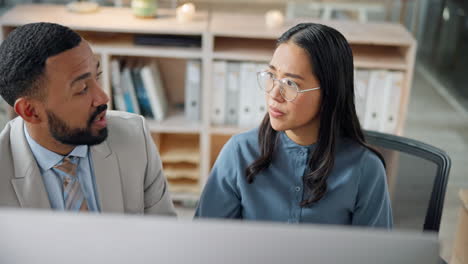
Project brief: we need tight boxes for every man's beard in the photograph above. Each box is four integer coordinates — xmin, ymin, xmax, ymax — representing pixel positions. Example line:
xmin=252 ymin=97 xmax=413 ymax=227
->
xmin=46 ymin=104 xmax=108 ymax=146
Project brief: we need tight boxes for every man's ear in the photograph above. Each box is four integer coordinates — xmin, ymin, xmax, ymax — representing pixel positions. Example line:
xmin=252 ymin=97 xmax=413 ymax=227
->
xmin=14 ymin=98 xmax=43 ymax=124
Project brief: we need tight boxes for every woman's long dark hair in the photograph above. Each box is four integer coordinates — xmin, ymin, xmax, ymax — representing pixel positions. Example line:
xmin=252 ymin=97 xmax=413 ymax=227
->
xmin=245 ymin=23 xmax=385 ymax=207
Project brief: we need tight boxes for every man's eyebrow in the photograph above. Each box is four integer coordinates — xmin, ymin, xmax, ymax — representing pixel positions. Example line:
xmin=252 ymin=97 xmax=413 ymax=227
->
xmin=70 ymin=61 xmax=101 ymax=87
xmin=70 ymin=72 xmax=91 ymax=87
xmin=269 ymin=65 xmax=304 ymax=80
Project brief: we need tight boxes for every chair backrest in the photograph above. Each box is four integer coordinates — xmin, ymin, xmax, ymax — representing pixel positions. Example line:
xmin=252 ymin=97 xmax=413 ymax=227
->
xmin=364 ymin=130 xmax=451 ymax=232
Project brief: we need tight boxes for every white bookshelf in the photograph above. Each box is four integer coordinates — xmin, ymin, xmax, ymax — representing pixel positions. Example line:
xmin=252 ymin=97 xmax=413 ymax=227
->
xmin=94 ymin=45 xmax=203 ymax=60
xmin=0 ymin=4 xmax=416 ymax=203
xmin=146 ymin=108 xmax=202 ymax=134
xmin=209 ymin=125 xmax=248 ymax=135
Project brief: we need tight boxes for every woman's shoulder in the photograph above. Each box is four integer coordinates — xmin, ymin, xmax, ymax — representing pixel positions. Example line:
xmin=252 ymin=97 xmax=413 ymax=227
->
xmin=218 ymin=128 xmax=261 ymax=162
xmin=337 ymin=139 xmax=386 ymax=190
xmin=229 ymin=127 xmax=260 ymax=148
xmin=338 ymin=138 xmax=384 ymax=169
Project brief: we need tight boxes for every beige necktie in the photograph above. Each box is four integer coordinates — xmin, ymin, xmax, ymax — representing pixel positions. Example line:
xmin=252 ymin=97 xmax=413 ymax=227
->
xmin=53 ymin=156 xmax=88 ymax=211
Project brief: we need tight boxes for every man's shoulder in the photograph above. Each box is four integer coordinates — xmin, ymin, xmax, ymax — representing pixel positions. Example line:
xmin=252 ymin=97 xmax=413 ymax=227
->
xmin=0 ymin=117 xmax=23 ymax=173
xmin=0 ymin=117 xmax=22 ymax=145
xmin=106 ymin=110 xmax=144 ymax=124
xmin=0 ymin=121 xmax=12 ymax=150
xmin=104 ymin=111 xmax=148 ymax=145
xmin=106 ymin=111 xmax=145 ymax=132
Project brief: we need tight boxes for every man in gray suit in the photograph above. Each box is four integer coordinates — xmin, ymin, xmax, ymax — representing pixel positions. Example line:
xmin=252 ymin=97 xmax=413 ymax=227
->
xmin=0 ymin=22 xmax=176 ymax=215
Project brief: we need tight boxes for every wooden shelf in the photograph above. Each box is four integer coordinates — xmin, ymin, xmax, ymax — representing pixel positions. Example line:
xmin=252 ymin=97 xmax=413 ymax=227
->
xmin=94 ymin=45 xmax=202 ymax=59
xmin=353 ymin=45 xmax=407 ymax=70
xmin=213 ymin=50 xmax=271 ymax=62
xmin=167 ymin=181 xmax=201 ymax=195
xmin=171 ymin=192 xmax=200 ymax=202
xmin=147 ymin=108 xmax=202 ymax=133
xmin=213 ymin=37 xmax=275 ymax=62
xmin=210 ymin=133 xmax=233 ymax=169
xmin=329 ymin=21 xmax=415 ymax=47
xmin=210 ymin=12 xmax=286 ymax=39
xmin=83 ymin=33 xmax=203 ymax=58
xmin=154 ymin=132 xmax=201 ymax=202
xmin=0 ymin=4 xmax=209 ymax=35
xmin=210 ymin=12 xmax=415 ymax=47
xmin=157 ymin=133 xmax=200 ymax=164
xmin=213 ymin=42 xmax=407 ymax=70
xmin=209 ymin=125 xmax=252 ymax=135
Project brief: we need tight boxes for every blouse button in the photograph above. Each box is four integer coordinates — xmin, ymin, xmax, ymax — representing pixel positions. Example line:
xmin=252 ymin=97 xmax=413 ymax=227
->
xmin=295 ymin=186 xmax=301 ymax=192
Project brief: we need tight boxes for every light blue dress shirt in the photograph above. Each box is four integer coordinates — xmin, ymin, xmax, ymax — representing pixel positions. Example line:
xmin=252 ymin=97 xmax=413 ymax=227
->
xmin=24 ymin=125 xmax=100 ymax=212
xmin=195 ymin=129 xmax=393 ymax=228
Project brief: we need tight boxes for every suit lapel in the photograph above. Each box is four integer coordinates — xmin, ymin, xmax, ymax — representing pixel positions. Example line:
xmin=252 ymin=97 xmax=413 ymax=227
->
xmin=10 ymin=118 xmax=51 ymax=209
xmin=91 ymin=141 xmax=124 ymax=213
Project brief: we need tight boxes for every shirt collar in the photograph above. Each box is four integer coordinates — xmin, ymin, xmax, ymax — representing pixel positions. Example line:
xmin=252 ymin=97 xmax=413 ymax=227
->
xmin=69 ymin=145 xmax=88 ymax=159
xmin=24 ymin=124 xmax=88 ymax=171
xmin=279 ymin=131 xmax=317 ymax=152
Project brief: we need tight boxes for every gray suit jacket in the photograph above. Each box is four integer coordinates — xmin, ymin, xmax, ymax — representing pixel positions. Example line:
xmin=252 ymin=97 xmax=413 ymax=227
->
xmin=0 ymin=111 xmax=176 ymax=216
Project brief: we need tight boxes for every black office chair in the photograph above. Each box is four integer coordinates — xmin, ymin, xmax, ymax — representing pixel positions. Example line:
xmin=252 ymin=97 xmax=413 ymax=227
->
xmin=364 ymin=130 xmax=451 ymax=232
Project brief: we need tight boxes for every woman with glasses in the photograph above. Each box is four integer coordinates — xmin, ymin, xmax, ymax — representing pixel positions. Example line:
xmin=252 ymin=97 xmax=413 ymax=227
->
xmin=195 ymin=23 xmax=392 ymax=227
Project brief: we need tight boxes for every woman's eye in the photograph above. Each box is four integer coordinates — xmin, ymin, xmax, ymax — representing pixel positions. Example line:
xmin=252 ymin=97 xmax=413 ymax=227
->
xmin=285 ymin=79 xmax=295 ymax=87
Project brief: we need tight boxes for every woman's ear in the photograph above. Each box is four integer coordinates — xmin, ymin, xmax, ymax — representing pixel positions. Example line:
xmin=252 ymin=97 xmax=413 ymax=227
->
xmin=14 ymin=98 xmax=43 ymax=124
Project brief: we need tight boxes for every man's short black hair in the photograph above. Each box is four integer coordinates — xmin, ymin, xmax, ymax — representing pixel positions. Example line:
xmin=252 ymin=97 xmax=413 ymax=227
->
xmin=0 ymin=22 xmax=82 ymax=106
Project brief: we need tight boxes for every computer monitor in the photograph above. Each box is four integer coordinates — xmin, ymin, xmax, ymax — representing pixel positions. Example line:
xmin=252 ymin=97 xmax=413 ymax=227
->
xmin=0 ymin=209 xmax=439 ymax=264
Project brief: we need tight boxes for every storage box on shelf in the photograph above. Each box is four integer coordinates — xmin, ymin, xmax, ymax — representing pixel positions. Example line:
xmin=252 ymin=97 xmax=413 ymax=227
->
xmin=0 ymin=4 xmax=416 ymax=204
